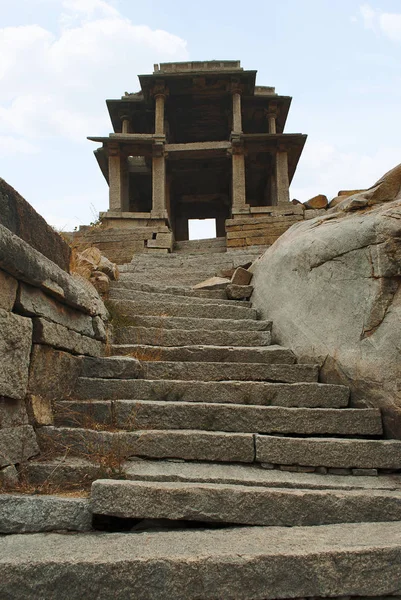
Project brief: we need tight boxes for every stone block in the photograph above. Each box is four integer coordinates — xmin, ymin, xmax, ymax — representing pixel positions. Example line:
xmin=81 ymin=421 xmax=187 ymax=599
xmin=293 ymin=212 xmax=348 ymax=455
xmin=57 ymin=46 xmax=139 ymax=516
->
xmin=0 ymin=425 xmax=39 ymax=467
xmin=0 ymin=494 xmax=92 ymax=533
xmin=255 ymin=435 xmax=401 ymax=469
xmin=231 ymin=266 xmax=253 ymax=286
xmin=38 ymin=427 xmax=255 ymax=463
xmin=226 ymin=284 xmax=253 ymax=300
xmin=304 ymin=194 xmax=328 ymax=209
xmin=0 ymin=224 xmax=107 ymax=318
xmin=80 ymin=356 xmax=143 ymax=379
xmin=32 ymin=318 xmax=104 ymax=357
xmin=91 ymin=479 xmax=401 ymax=527
xmin=28 ymin=345 xmax=82 ymax=404
xmin=0 ymin=178 xmax=71 ymax=271
xmin=0 ymin=307 xmax=32 ymax=400
xmin=16 ymin=283 xmax=99 ymax=339
xmin=0 ymin=398 xmax=29 ymax=429
xmin=0 ymin=269 xmax=17 ymax=310
xmin=89 ymin=271 xmax=110 ymax=296
xmin=75 ymin=378 xmax=349 ymax=408
xmin=0 ymin=465 xmax=19 ymax=489
xmin=2 ymin=523 xmax=401 ymax=598
xmin=192 ymin=277 xmax=230 ymax=290
xmin=26 ymin=395 xmax=54 ymax=426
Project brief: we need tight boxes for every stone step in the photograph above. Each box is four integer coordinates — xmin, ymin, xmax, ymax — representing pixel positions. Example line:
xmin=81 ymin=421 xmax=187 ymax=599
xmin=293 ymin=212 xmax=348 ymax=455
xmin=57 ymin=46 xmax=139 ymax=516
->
xmin=124 ymin=459 xmax=401 ymax=490
xmin=108 ymin=299 xmax=258 ymax=320
xmin=142 ymin=361 xmax=319 ymax=383
xmin=37 ymin=427 xmax=255 ymax=463
xmin=22 ymin=456 xmax=401 ymax=491
xmin=108 ymin=289 xmax=250 ymax=308
xmin=255 ymin=435 xmax=401 ymax=470
xmin=2 ymin=523 xmax=401 ymax=599
xmin=112 ymin=329 xmax=272 ymax=348
xmin=56 ymin=400 xmax=382 ymax=436
xmin=113 ymin=279 xmax=228 ymax=299
xmin=91 ymin=479 xmax=401 ymax=527
xmin=3 ymin=523 xmax=401 ymax=599
xmin=110 ymin=314 xmax=272 ymax=332
xmin=113 ymin=344 xmax=294 ymax=364
xmin=74 ymin=378 xmax=350 ymax=408
xmin=174 ymin=236 xmax=226 ymax=249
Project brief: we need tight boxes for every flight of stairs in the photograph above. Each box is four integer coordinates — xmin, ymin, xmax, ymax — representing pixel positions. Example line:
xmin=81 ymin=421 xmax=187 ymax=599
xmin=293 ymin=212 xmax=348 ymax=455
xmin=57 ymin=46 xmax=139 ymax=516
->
xmin=22 ymin=241 xmax=401 ymax=598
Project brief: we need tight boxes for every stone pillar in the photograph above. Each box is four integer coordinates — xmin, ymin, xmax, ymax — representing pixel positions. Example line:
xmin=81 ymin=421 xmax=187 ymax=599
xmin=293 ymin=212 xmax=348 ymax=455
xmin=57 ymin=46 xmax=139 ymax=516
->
xmin=151 ymin=148 xmax=166 ymax=217
xmin=275 ymin=150 xmax=290 ymax=205
xmin=268 ymin=112 xmax=277 ymax=134
xmin=232 ymin=148 xmax=247 ymax=212
xmin=121 ymin=116 xmax=130 ymax=134
xmin=108 ymin=145 xmax=123 ymax=211
xmin=154 ymin=94 xmax=165 ymax=135
xmin=232 ymin=91 xmax=242 ymax=133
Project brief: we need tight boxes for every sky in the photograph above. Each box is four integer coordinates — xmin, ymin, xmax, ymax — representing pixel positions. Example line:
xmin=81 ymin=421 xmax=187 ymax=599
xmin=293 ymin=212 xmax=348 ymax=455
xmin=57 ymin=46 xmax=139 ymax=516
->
xmin=1 ymin=0 xmax=401 ymax=238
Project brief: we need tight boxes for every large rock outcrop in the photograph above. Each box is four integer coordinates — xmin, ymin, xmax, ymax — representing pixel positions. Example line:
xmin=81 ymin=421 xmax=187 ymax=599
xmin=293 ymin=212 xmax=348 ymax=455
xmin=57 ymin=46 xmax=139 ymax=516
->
xmin=251 ymin=164 xmax=401 ymax=437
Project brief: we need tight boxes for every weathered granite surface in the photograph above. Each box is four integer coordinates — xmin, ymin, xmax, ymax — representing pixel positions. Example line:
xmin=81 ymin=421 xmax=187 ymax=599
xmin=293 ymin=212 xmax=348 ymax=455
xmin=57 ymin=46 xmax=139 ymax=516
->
xmin=251 ymin=163 xmax=401 ymax=436
xmin=0 ymin=269 xmax=18 ymax=311
xmin=0 ymin=494 xmax=92 ymax=533
xmin=1 ymin=523 xmax=401 ymax=598
xmin=0 ymin=178 xmax=71 ymax=272
xmin=0 ymin=224 xmax=107 ymax=318
xmin=32 ymin=318 xmax=103 ymax=357
xmin=0 ymin=425 xmax=39 ymax=468
xmin=0 ymin=308 xmax=32 ymax=400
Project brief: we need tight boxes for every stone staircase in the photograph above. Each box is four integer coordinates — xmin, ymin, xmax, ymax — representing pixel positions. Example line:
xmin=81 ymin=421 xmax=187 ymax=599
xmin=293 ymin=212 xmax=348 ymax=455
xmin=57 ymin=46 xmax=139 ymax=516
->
xmin=16 ymin=243 xmax=401 ymax=598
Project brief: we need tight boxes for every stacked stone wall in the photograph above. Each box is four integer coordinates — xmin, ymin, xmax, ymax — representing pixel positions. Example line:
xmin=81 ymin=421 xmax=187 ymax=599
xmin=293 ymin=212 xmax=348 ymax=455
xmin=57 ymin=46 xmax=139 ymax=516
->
xmin=0 ymin=193 xmax=108 ymax=484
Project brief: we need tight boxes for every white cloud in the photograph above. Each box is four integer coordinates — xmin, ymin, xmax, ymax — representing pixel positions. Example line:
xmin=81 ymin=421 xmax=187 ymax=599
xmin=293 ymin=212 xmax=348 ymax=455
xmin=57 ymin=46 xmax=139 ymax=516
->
xmin=380 ymin=13 xmax=401 ymax=42
xmin=0 ymin=1 xmax=188 ymax=143
xmin=359 ymin=4 xmax=401 ymax=42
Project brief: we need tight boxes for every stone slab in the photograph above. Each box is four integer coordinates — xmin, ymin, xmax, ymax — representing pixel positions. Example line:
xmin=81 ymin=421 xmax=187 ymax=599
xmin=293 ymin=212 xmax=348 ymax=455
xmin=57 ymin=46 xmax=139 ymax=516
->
xmin=80 ymin=356 xmax=143 ymax=379
xmin=37 ymin=427 xmax=255 ymax=463
xmin=113 ymin=279 xmax=228 ymax=299
xmin=91 ymin=479 xmax=401 ymax=526
xmin=0 ymin=308 xmax=32 ymax=400
xmin=255 ymin=435 xmax=401 ymax=469
xmin=226 ymin=284 xmax=253 ymax=299
xmin=111 ymin=401 xmax=381 ymax=435
xmin=113 ymin=328 xmax=272 ymax=349
xmin=0 ymin=224 xmax=107 ymax=317
xmin=33 ymin=318 xmax=103 ymax=357
xmin=0 ymin=494 xmax=92 ymax=533
xmin=74 ymin=378 xmax=350 ymax=408
xmin=143 ymin=361 xmax=319 ymax=383
xmin=231 ymin=267 xmax=253 ymax=285
xmin=2 ymin=523 xmax=401 ymax=599
xmin=124 ymin=459 xmax=401 ymax=491
xmin=16 ymin=283 xmax=100 ymax=339
xmin=112 ymin=345 xmax=297 ymax=366
xmin=108 ymin=288 xmax=250 ymax=307
xmin=112 ymin=314 xmax=272 ymax=332
xmin=0 ymin=425 xmax=39 ymax=467
xmin=28 ymin=345 xmax=82 ymax=402
xmin=109 ymin=299 xmax=258 ymax=320
xmin=0 ymin=398 xmax=29 ymax=429
xmin=0 ymin=178 xmax=71 ymax=271
xmin=0 ymin=269 xmax=17 ymax=310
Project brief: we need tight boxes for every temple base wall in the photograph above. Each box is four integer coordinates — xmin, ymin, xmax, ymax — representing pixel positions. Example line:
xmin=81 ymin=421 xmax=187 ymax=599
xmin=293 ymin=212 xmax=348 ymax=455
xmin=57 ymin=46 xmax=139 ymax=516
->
xmin=70 ymin=212 xmax=173 ymax=264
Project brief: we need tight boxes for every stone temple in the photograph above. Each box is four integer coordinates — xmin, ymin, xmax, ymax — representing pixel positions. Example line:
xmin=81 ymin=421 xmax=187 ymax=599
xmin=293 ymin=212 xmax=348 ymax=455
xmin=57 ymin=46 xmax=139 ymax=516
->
xmin=86 ymin=60 xmax=307 ymax=258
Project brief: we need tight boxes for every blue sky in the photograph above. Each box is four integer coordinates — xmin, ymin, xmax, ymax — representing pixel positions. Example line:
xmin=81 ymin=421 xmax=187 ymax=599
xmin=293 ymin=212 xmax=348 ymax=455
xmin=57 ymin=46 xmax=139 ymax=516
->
xmin=1 ymin=0 xmax=401 ymax=235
